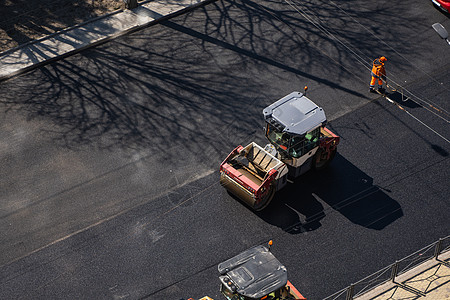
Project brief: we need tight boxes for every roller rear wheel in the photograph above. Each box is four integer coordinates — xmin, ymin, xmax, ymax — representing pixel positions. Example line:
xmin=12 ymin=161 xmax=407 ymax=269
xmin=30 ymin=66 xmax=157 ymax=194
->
xmin=313 ymin=148 xmax=336 ymax=170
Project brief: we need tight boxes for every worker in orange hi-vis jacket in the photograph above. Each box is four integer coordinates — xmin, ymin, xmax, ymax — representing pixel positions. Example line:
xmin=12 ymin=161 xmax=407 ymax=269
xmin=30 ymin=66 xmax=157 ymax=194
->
xmin=369 ymin=56 xmax=387 ymax=93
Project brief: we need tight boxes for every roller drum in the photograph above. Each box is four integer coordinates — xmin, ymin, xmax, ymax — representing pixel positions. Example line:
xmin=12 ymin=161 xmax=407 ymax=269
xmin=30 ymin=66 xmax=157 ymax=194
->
xmin=220 ymin=173 xmax=256 ymax=208
xmin=220 ymin=173 xmax=275 ymax=211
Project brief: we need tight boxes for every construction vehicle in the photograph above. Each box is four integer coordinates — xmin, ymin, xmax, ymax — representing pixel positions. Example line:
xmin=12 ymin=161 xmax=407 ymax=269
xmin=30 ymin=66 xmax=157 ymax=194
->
xmin=220 ymin=91 xmax=339 ymax=211
xmin=189 ymin=241 xmax=306 ymax=300
xmin=219 ymin=241 xmax=306 ymax=300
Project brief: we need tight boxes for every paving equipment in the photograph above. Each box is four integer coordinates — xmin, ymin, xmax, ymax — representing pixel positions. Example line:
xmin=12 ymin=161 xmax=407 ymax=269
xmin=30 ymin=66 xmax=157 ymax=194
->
xmin=220 ymin=91 xmax=339 ymax=210
xmin=189 ymin=241 xmax=306 ymax=300
xmin=218 ymin=241 xmax=306 ymax=300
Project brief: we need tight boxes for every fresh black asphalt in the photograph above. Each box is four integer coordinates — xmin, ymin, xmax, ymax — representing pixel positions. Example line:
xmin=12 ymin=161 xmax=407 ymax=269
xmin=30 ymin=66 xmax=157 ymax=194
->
xmin=0 ymin=0 xmax=449 ymax=299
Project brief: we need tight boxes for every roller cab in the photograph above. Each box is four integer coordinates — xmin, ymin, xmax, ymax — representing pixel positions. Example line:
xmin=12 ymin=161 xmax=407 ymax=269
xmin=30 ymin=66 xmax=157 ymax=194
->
xmin=218 ymin=242 xmax=306 ymax=300
xmin=263 ymin=91 xmax=339 ymax=175
xmin=187 ymin=241 xmax=306 ymax=300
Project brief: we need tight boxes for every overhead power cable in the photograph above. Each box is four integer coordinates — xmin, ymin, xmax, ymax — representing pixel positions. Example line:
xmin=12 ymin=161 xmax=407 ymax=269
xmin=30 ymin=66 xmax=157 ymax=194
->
xmin=327 ymin=0 xmax=450 ymax=122
xmin=281 ymin=0 xmax=450 ymax=143
xmin=329 ymin=0 xmax=450 ymax=96
xmin=287 ymin=0 xmax=450 ymax=123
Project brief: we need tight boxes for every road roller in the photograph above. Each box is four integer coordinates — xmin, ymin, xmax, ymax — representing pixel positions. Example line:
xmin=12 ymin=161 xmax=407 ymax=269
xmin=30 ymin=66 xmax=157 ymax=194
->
xmin=188 ymin=240 xmax=306 ymax=300
xmin=219 ymin=91 xmax=340 ymax=211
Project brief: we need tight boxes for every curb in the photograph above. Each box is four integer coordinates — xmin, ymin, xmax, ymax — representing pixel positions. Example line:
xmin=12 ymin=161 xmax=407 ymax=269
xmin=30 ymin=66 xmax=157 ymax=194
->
xmin=0 ymin=0 xmax=217 ymax=82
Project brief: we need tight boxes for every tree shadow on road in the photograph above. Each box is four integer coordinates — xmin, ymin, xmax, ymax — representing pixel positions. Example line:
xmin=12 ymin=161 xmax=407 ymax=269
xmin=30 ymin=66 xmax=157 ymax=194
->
xmin=0 ymin=0 xmax=425 ymax=157
xmin=256 ymin=153 xmax=403 ymax=233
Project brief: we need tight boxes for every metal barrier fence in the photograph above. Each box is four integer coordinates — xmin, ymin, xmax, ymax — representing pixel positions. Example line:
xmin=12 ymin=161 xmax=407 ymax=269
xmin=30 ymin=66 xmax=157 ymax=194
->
xmin=323 ymin=236 xmax=450 ymax=300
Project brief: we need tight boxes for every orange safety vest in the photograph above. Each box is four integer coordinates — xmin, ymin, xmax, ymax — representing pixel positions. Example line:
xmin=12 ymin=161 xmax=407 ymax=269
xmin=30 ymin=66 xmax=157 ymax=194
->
xmin=371 ymin=58 xmax=386 ymax=78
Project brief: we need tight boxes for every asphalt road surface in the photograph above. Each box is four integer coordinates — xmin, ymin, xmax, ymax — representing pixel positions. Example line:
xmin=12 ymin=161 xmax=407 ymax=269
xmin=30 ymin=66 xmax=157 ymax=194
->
xmin=1 ymin=0 xmax=449 ymax=299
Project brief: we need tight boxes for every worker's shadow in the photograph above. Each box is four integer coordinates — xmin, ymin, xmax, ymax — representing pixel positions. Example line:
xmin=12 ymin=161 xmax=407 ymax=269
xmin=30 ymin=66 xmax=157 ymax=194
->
xmin=255 ymin=153 xmax=403 ymax=233
xmin=385 ymin=90 xmax=421 ymax=109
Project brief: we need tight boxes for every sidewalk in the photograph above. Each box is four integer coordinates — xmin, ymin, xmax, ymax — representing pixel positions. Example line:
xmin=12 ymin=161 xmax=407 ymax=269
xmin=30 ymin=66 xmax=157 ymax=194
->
xmin=355 ymin=250 xmax=450 ymax=300
xmin=0 ymin=0 xmax=211 ymax=81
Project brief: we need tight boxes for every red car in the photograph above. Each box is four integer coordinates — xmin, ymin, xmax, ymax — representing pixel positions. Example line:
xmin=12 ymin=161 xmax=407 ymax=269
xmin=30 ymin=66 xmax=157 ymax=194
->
xmin=432 ymin=0 xmax=450 ymax=13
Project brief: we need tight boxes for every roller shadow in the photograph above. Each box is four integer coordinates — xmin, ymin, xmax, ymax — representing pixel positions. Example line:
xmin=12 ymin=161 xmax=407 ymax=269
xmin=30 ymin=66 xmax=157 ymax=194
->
xmin=256 ymin=153 xmax=403 ymax=233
